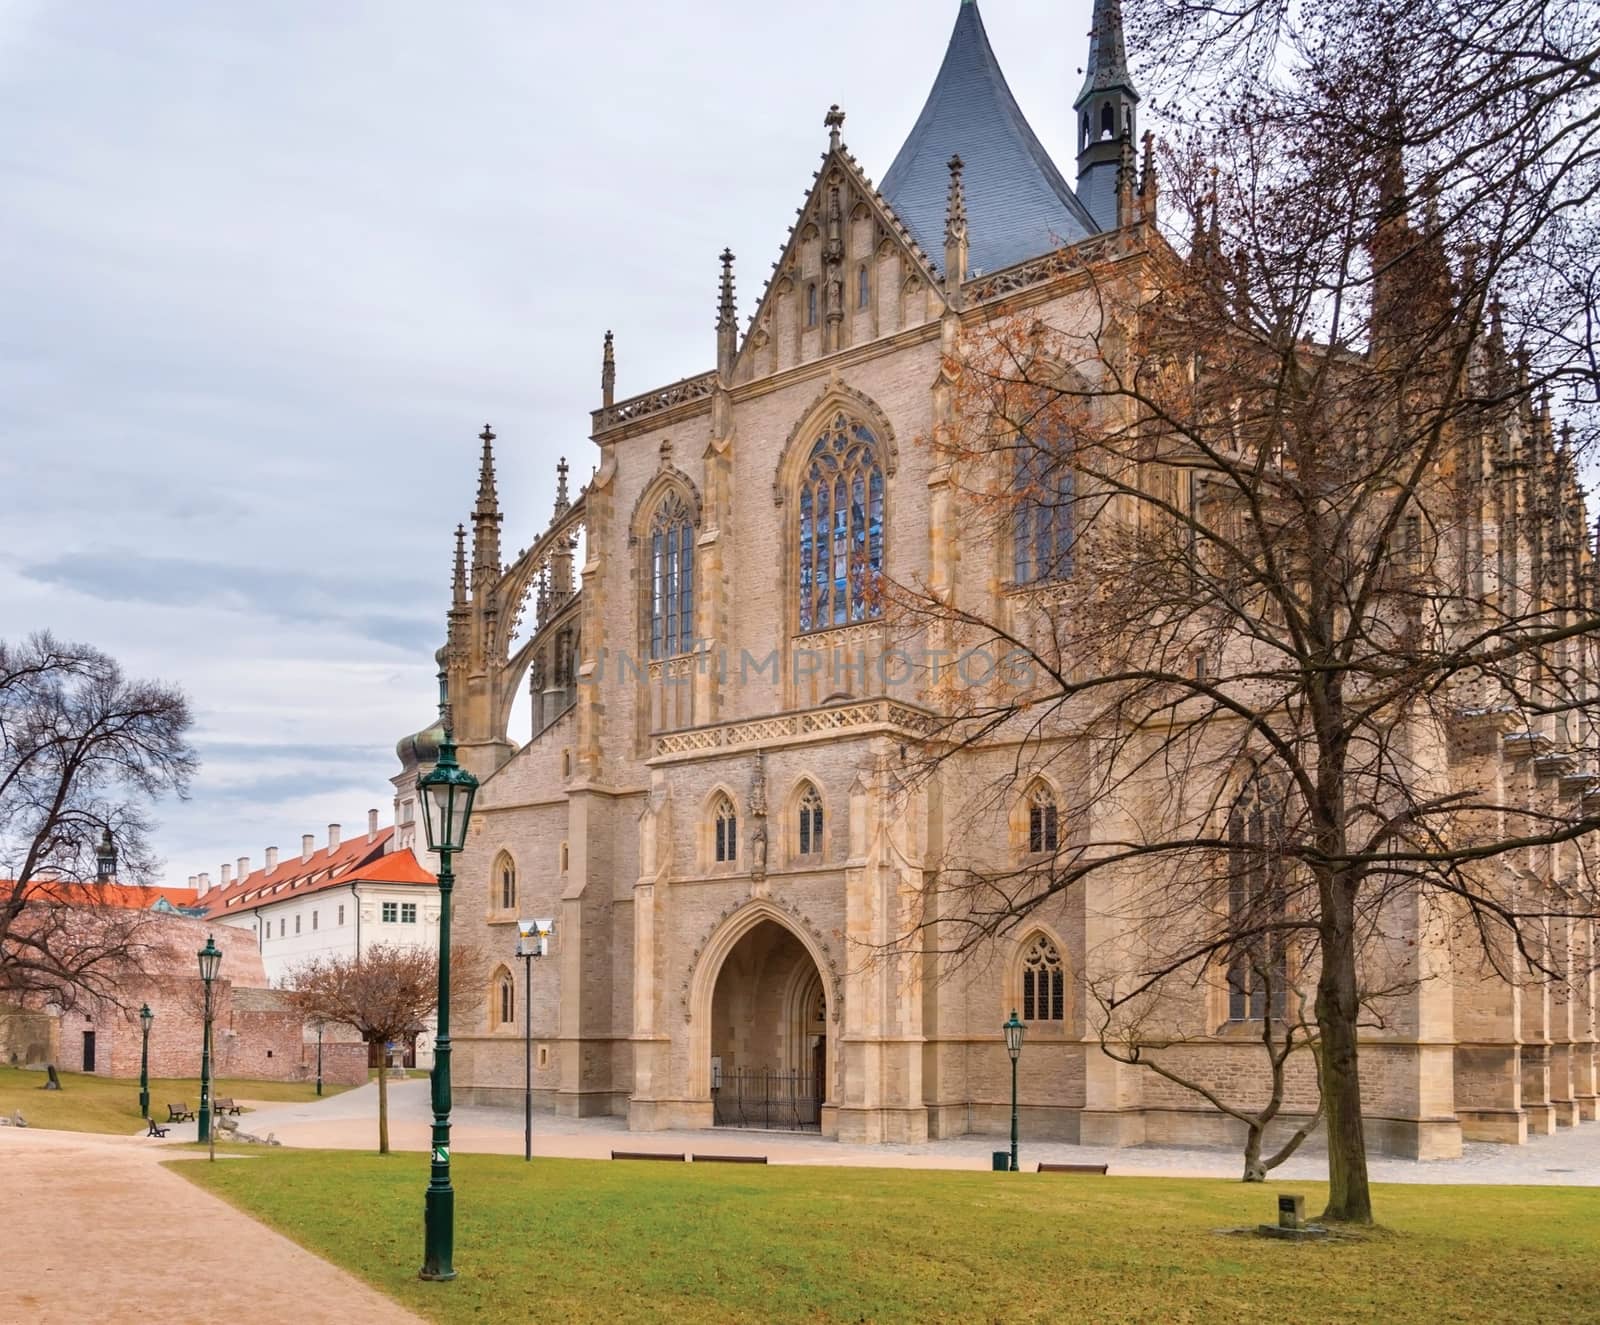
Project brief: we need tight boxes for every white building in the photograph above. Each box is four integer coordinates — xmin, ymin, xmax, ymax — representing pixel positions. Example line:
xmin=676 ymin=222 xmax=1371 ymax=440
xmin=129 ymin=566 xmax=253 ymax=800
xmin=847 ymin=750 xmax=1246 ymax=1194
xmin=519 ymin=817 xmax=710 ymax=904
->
xmin=199 ymin=810 xmax=441 ymax=1067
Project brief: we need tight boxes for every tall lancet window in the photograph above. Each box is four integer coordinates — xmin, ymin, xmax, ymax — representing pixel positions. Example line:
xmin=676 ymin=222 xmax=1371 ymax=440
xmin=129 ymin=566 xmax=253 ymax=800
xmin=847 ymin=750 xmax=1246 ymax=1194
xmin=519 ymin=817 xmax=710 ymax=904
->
xmin=797 ymin=414 xmax=886 ymax=632
xmin=713 ymin=794 xmax=738 ymax=865
xmin=649 ymin=492 xmax=695 ymax=659
xmin=1226 ymin=768 xmax=1289 ymax=1021
xmin=1012 ymin=400 xmax=1075 ymax=585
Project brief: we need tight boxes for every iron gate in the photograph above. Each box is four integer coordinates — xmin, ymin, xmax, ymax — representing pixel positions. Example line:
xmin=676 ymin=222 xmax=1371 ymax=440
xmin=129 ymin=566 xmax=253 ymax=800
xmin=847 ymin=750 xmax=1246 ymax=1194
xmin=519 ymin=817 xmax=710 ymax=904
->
xmin=712 ymin=1067 xmax=821 ymax=1131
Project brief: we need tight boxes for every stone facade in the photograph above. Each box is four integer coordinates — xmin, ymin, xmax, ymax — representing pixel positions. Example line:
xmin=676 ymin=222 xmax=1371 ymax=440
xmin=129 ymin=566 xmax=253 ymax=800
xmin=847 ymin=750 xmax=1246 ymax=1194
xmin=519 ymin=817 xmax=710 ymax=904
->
xmin=394 ymin=2 xmax=1599 ymax=1157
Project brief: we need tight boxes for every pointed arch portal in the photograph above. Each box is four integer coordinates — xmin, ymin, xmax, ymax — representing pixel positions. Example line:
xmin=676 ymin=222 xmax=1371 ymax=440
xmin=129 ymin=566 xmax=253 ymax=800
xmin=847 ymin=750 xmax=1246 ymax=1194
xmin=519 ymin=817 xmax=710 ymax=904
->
xmin=689 ymin=906 xmax=833 ymax=1130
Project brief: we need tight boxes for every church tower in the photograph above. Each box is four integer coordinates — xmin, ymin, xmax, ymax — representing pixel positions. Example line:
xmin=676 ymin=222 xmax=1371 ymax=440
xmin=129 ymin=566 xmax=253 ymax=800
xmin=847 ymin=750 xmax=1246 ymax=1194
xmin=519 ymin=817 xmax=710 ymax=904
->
xmin=1074 ymin=0 xmax=1140 ymax=230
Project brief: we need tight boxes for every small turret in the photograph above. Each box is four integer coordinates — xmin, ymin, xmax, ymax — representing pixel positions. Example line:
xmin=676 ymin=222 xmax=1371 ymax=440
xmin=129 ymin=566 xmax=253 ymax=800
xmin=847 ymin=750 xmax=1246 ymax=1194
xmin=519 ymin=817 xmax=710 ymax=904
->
xmin=601 ymin=330 xmax=615 ymax=409
xmin=1075 ymin=0 xmax=1140 ymax=231
xmin=95 ymin=828 xmax=117 ymax=883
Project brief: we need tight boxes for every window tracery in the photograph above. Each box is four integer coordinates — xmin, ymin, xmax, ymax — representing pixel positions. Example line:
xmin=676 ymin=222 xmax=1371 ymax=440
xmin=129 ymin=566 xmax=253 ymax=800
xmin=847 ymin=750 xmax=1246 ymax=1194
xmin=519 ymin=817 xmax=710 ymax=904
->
xmin=797 ymin=414 xmax=886 ymax=631
xmin=1012 ymin=398 xmax=1075 ymax=585
xmin=1026 ymin=784 xmax=1059 ymax=854
xmin=1021 ymin=935 xmax=1064 ymax=1022
xmin=1226 ymin=769 xmax=1288 ymax=1021
xmin=649 ymin=492 xmax=695 ymax=659
xmin=797 ymin=783 xmax=824 ymax=857
xmin=713 ymin=794 xmax=738 ymax=865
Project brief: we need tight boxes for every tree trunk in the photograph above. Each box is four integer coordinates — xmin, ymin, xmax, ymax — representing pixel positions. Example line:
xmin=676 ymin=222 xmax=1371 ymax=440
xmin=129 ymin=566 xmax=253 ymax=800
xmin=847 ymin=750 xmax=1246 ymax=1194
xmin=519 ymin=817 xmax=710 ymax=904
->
xmin=376 ymin=1046 xmax=390 ymax=1155
xmin=1242 ymin=1123 xmax=1267 ymax=1181
xmin=1315 ymin=877 xmax=1372 ymax=1223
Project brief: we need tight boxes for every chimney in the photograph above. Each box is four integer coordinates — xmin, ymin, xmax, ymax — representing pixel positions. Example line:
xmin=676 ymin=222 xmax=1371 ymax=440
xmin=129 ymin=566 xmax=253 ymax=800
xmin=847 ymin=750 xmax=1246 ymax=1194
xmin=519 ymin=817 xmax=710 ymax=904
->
xmin=237 ymin=856 xmax=249 ymax=881
xmin=188 ymin=875 xmax=197 ymax=889
xmin=301 ymin=833 xmax=314 ymax=863
xmin=327 ymin=822 xmax=341 ymax=853
xmin=198 ymin=871 xmax=211 ymax=895
xmin=265 ymin=846 xmax=279 ymax=873
xmin=367 ymin=808 xmax=379 ymax=841
xmin=220 ymin=864 xmax=232 ymax=888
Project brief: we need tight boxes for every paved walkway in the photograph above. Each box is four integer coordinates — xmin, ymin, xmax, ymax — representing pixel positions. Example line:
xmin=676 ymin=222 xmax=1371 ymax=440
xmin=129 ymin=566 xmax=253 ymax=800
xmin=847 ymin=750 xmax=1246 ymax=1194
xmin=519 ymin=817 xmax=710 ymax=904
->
xmin=227 ymin=1078 xmax=1600 ymax=1185
xmin=0 ymin=1126 xmax=425 ymax=1325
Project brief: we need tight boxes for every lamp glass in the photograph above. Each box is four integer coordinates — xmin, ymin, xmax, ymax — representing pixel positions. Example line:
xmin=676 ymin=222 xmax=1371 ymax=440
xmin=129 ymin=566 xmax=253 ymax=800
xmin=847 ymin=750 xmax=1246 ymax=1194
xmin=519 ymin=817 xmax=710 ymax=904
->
xmin=1003 ymin=1009 xmax=1025 ymax=1060
xmin=417 ymin=749 xmax=479 ymax=853
xmin=140 ymin=1003 xmax=154 ymax=1030
xmin=197 ymin=935 xmax=222 ymax=984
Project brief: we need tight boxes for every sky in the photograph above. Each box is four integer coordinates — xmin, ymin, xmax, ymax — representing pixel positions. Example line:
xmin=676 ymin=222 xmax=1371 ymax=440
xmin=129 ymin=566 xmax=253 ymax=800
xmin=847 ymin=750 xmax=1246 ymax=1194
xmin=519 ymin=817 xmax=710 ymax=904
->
xmin=0 ymin=0 xmax=1096 ymax=888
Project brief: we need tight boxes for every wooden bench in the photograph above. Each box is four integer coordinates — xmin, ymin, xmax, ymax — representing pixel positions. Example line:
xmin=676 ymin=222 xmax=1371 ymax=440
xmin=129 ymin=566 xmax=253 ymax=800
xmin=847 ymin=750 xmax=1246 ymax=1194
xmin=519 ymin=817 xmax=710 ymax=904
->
xmin=213 ymin=1097 xmax=244 ymax=1116
xmin=145 ymin=1119 xmax=170 ymax=1138
xmin=166 ymin=1102 xmax=195 ymax=1122
xmin=1037 ymin=1163 xmax=1109 ymax=1175
xmin=610 ymin=1150 xmax=685 ymax=1162
xmin=692 ymin=1154 xmax=768 ymax=1164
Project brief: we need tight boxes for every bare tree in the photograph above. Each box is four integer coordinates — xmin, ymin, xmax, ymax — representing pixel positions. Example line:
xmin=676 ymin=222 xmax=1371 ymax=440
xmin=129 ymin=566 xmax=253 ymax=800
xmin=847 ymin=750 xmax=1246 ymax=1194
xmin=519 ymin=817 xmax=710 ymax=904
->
xmin=1095 ymin=942 xmax=1324 ymax=1182
xmin=287 ymin=943 xmax=479 ymax=1154
xmin=886 ymin=0 xmax=1600 ymax=1225
xmin=0 ymin=633 xmax=197 ymax=1009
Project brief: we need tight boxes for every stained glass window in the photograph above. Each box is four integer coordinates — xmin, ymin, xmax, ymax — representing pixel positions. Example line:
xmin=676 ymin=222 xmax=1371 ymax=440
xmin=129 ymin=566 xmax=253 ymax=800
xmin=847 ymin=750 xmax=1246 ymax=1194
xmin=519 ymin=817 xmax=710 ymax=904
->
xmin=797 ymin=415 xmax=885 ymax=632
xmin=649 ymin=493 xmax=695 ymax=659
xmin=1013 ymin=404 xmax=1075 ymax=584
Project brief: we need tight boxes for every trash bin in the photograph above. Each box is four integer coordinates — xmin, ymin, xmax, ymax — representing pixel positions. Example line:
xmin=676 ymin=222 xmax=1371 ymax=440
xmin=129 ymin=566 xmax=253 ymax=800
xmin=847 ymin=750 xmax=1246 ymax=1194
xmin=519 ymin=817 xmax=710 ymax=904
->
xmin=992 ymin=1151 xmax=1010 ymax=1172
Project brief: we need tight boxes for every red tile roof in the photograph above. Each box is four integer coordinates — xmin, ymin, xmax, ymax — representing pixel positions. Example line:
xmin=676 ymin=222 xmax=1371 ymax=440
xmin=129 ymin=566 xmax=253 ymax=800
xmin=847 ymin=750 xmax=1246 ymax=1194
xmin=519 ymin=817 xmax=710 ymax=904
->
xmin=5 ymin=880 xmax=201 ymax=910
xmin=199 ymin=828 xmax=436 ymax=918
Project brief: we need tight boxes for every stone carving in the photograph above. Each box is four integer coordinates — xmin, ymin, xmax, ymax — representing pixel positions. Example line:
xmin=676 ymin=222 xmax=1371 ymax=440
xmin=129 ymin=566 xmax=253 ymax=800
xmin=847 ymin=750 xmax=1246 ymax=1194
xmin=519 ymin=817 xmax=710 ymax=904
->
xmin=592 ymin=371 xmax=718 ymax=433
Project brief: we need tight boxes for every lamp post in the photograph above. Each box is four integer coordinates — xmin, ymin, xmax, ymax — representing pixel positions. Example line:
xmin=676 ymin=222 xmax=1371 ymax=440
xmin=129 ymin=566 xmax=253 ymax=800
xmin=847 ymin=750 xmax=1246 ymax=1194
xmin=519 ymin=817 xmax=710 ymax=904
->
xmin=1003 ymin=1009 xmax=1025 ymax=1172
xmin=138 ymin=1004 xmax=154 ymax=1120
xmin=197 ymin=935 xmax=223 ymax=1159
xmin=416 ymin=705 xmax=479 ymax=1283
xmin=515 ymin=920 xmax=554 ymax=1163
xmin=315 ymin=1019 xmax=325 ymax=1097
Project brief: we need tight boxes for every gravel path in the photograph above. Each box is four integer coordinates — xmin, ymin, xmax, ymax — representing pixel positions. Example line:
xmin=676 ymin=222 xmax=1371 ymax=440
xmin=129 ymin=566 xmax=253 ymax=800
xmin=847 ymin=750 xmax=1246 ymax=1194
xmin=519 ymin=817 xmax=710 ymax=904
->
xmin=0 ymin=1126 xmax=425 ymax=1325
xmin=231 ymin=1078 xmax=1600 ymax=1184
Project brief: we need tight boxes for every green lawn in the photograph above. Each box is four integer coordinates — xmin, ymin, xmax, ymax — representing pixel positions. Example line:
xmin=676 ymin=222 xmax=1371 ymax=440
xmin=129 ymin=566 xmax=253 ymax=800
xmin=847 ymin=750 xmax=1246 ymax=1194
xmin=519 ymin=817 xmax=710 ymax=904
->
xmin=175 ymin=1150 xmax=1600 ymax=1324
xmin=0 ymin=1064 xmax=350 ymax=1133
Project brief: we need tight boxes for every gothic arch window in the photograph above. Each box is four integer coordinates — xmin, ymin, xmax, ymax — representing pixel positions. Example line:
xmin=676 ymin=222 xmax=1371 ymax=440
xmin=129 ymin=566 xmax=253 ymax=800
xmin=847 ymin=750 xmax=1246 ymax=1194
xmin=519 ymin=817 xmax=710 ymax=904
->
xmin=806 ymin=283 xmax=819 ymax=327
xmin=857 ymin=264 xmax=870 ymax=309
xmin=797 ymin=414 xmax=886 ymax=632
xmin=493 ymin=851 xmax=516 ymax=913
xmin=1226 ymin=768 xmax=1288 ymax=1021
xmin=491 ymin=966 xmax=515 ymax=1030
xmin=1100 ymin=102 xmax=1115 ymax=140
xmin=796 ymin=782 xmax=824 ymax=858
xmin=1026 ymin=783 xmax=1059 ymax=855
xmin=648 ymin=491 xmax=695 ymax=660
xmin=713 ymin=793 xmax=738 ymax=865
xmin=1020 ymin=934 xmax=1064 ymax=1022
xmin=1013 ymin=396 xmax=1075 ymax=585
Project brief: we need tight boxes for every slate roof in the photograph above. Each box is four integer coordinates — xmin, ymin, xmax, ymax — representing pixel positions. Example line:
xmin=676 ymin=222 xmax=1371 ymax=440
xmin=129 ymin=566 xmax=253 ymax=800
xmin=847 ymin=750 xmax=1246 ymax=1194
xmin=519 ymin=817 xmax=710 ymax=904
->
xmin=880 ymin=1 xmax=1100 ymax=277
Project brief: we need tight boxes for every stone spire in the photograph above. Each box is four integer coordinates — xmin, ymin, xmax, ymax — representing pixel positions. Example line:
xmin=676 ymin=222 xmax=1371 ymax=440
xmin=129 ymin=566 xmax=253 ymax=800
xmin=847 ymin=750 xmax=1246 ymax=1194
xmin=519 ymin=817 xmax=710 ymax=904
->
xmin=944 ymin=154 xmax=969 ymax=302
xmin=1075 ymin=0 xmax=1140 ymax=231
xmin=1115 ymin=129 xmax=1137 ymax=227
xmin=553 ymin=456 xmax=571 ymax=521
xmin=471 ymin=423 xmax=503 ymax=583
xmin=1138 ymin=128 xmax=1158 ymax=216
xmin=451 ymin=522 xmax=468 ymax=610
xmin=716 ymin=248 xmax=738 ymax=379
xmin=601 ymin=330 xmax=616 ymax=408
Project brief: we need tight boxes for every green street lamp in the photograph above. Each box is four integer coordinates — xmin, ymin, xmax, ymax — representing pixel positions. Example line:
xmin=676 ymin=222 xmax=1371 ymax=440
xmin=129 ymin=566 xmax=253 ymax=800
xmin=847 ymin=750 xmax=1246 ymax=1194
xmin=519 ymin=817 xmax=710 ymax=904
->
xmin=416 ymin=703 xmax=479 ymax=1283
xmin=314 ymin=1018 xmax=325 ymax=1097
xmin=138 ymin=1004 xmax=154 ymax=1119
xmin=1004 ymin=1009 xmax=1026 ymax=1172
xmin=197 ymin=935 xmax=223 ymax=1157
